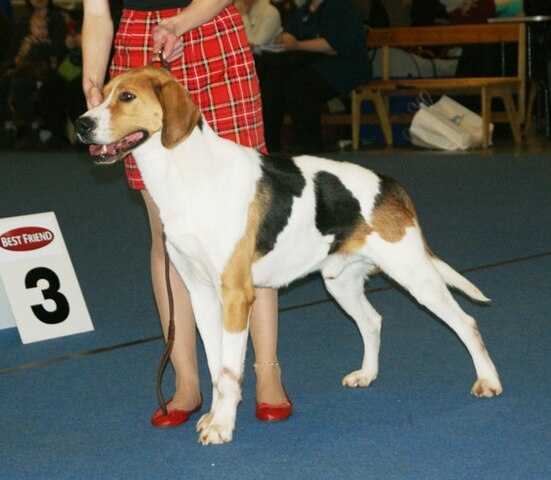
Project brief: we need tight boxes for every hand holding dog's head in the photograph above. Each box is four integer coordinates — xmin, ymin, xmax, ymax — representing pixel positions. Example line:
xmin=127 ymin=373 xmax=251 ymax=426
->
xmin=75 ymin=66 xmax=201 ymax=163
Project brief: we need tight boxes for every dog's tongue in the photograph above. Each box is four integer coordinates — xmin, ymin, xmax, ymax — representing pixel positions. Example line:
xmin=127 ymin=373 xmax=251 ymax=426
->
xmin=88 ymin=132 xmax=145 ymax=160
xmin=89 ymin=144 xmax=114 ymax=157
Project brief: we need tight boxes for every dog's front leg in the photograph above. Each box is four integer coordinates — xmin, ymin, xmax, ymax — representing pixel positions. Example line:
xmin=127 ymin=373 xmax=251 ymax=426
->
xmin=197 ymin=328 xmax=249 ymax=445
xmin=164 ymin=241 xmax=225 ymax=422
xmin=185 ymin=283 xmax=223 ymax=416
xmin=197 ymin=275 xmax=255 ymax=445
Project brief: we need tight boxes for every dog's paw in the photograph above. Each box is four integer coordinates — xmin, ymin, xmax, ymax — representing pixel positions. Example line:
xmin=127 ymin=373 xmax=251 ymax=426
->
xmin=342 ymin=370 xmax=377 ymax=388
xmin=471 ymin=378 xmax=503 ymax=397
xmin=196 ymin=411 xmax=214 ymax=432
xmin=198 ymin=422 xmax=234 ymax=445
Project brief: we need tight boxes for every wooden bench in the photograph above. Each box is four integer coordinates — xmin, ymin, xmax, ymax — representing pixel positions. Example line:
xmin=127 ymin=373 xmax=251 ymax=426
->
xmin=351 ymin=22 xmax=526 ymax=149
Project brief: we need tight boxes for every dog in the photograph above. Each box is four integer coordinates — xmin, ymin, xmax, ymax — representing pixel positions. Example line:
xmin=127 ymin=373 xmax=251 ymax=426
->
xmin=76 ymin=66 xmax=502 ymax=445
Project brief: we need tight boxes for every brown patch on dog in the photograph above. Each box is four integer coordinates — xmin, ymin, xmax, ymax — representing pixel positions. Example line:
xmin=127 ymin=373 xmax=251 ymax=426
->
xmin=472 ymin=325 xmax=488 ymax=355
xmin=220 ymin=260 xmax=255 ymax=334
xmin=221 ymin=367 xmax=242 ymax=385
xmin=371 ymin=180 xmax=417 ymax=243
xmin=104 ymin=73 xmax=164 ymax=141
xmin=157 ymin=79 xmax=201 ymax=148
xmin=337 ymin=221 xmax=373 ymax=253
xmin=220 ymin=181 xmax=268 ymax=333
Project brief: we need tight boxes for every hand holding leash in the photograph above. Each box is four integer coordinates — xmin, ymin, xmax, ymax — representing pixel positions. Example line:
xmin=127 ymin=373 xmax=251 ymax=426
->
xmin=151 ymin=48 xmax=171 ymax=72
xmin=152 ymin=21 xmax=184 ymax=64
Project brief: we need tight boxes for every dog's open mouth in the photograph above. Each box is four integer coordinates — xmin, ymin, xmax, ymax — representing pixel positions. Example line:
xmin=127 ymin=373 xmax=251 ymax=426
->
xmin=89 ymin=131 xmax=149 ymax=164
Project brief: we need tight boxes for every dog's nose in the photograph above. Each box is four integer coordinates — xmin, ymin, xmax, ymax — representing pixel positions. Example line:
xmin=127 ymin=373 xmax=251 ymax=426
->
xmin=75 ymin=116 xmax=96 ymax=136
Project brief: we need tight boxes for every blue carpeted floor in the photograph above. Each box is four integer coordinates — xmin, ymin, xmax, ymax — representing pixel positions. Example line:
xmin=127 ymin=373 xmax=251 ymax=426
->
xmin=0 ymin=149 xmax=550 ymax=479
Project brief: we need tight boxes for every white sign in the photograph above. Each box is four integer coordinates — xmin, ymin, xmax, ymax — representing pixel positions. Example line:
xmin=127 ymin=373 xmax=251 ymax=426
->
xmin=0 ymin=280 xmax=16 ymax=330
xmin=0 ymin=212 xmax=94 ymax=344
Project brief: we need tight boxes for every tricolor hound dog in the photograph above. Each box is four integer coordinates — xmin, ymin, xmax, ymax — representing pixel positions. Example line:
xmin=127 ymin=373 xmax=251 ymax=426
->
xmin=76 ymin=66 xmax=502 ymax=445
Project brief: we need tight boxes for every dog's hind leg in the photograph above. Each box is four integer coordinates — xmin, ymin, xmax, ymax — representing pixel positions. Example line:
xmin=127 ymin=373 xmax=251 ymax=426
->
xmin=373 ymin=232 xmax=502 ymax=397
xmin=322 ymin=257 xmax=383 ymax=388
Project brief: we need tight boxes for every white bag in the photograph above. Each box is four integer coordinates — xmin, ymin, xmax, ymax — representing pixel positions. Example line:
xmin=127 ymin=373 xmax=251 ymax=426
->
xmin=409 ymin=95 xmax=493 ymax=151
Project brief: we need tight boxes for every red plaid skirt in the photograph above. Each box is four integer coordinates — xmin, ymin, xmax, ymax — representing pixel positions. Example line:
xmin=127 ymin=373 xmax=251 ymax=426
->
xmin=110 ymin=6 xmax=266 ymax=190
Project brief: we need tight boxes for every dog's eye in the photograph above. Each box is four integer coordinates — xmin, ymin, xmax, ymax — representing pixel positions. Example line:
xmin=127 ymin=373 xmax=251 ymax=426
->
xmin=119 ymin=92 xmax=136 ymax=102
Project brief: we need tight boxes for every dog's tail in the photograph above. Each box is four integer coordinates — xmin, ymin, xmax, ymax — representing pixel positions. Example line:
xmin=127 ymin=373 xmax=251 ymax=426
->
xmin=431 ymin=256 xmax=490 ymax=302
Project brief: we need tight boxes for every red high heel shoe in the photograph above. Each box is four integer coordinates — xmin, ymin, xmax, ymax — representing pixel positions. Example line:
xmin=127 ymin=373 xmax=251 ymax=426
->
xmin=150 ymin=394 xmax=203 ymax=428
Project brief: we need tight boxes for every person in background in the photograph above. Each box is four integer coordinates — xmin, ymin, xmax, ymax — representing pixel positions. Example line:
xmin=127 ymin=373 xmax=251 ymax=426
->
xmin=0 ymin=13 xmax=65 ymax=148
xmin=14 ymin=14 xmax=53 ymax=67
xmin=259 ymin=0 xmax=371 ymax=154
xmin=270 ymin=0 xmax=297 ymax=28
xmin=7 ymin=0 xmax=67 ymax=66
xmin=235 ymin=0 xmax=282 ymax=53
xmin=81 ymin=0 xmax=292 ymax=428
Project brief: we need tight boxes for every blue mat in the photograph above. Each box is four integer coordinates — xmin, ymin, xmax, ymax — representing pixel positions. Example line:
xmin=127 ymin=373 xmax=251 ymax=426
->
xmin=0 ymin=150 xmax=550 ymax=479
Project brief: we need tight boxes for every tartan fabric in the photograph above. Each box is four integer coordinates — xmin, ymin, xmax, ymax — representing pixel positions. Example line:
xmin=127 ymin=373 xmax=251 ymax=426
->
xmin=110 ymin=6 xmax=266 ymax=190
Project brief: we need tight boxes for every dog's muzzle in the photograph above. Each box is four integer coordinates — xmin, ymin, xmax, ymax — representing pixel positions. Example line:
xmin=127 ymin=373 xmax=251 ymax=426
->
xmin=75 ymin=115 xmax=148 ymax=165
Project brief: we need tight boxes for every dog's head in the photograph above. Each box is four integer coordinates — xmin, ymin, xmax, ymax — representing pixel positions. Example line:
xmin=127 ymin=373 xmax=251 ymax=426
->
xmin=75 ymin=66 xmax=201 ymax=164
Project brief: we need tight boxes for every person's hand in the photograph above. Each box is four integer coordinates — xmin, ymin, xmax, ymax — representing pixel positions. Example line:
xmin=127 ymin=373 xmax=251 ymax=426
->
xmin=84 ymin=84 xmax=103 ymax=109
xmin=151 ymin=21 xmax=184 ymax=64
xmin=280 ymin=32 xmax=300 ymax=51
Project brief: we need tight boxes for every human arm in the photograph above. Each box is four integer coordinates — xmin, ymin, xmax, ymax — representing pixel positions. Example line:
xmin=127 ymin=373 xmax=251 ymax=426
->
xmin=280 ymin=0 xmax=366 ymax=58
xmin=81 ymin=0 xmax=113 ymax=108
xmin=278 ymin=32 xmax=336 ymax=55
xmin=236 ymin=1 xmax=282 ymax=48
xmin=151 ymin=0 xmax=233 ymax=62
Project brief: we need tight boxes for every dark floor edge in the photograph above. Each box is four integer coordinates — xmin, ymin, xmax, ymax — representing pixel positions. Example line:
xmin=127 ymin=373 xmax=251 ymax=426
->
xmin=1 ymin=250 xmax=549 ymax=376
xmin=0 ymin=335 xmax=162 ymax=376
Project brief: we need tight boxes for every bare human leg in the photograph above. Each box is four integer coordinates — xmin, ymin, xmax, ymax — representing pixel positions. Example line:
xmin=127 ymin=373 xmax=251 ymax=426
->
xmin=143 ymin=192 xmax=290 ymax=418
xmin=250 ymin=287 xmax=290 ymax=408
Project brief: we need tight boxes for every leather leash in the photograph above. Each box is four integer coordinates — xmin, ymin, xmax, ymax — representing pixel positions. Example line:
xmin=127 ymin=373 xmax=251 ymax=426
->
xmin=151 ymin=48 xmax=173 ymax=417
xmin=150 ymin=47 xmax=171 ymax=72
xmin=156 ymin=232 xmax=175 ymax=417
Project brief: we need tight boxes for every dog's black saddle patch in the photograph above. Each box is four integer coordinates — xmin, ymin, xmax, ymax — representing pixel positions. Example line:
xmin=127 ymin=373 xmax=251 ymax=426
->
xmin=314 ymin=171 xmax=364 ymax=254
xmin=255 ymin=154 xmax=306 ymax=256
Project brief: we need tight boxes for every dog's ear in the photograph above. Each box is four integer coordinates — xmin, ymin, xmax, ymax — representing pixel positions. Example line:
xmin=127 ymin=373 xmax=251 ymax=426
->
xmin=157 ymin=80 xmax=200 ymax=149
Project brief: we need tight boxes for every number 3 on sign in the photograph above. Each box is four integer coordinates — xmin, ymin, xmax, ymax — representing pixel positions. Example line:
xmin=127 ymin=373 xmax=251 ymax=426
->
xmin=0 ymin=212 xmax=93 ymax=344
xmin=25 ymin=267 xmax=70 ymax=325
